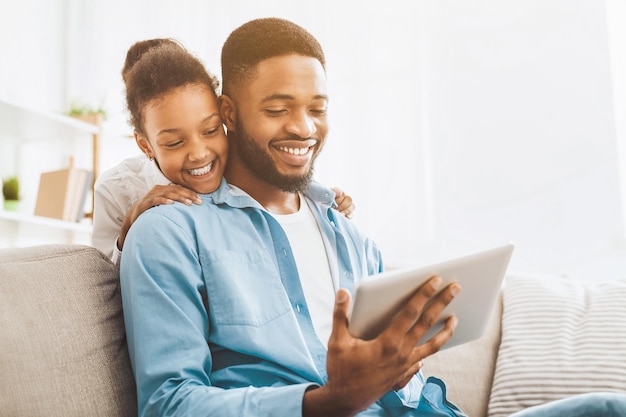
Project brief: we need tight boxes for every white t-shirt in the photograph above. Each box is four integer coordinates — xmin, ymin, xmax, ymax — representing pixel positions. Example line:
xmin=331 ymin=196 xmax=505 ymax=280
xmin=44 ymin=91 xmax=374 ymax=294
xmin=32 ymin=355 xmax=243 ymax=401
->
xmin=271 ymin=196 xmax=336 ymax=347
xmin=92 ymin=155 xmax=169 ymax=263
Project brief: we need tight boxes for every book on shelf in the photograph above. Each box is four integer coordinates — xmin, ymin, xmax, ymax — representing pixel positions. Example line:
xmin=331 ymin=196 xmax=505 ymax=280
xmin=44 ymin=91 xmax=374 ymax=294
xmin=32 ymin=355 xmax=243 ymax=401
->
xmin=34 ymin=167 xmax=93 ymax=222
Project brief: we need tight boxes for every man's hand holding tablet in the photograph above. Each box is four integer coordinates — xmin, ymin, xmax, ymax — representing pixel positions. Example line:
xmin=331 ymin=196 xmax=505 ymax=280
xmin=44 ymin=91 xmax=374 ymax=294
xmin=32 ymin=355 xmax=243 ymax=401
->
xmin=304 ymin=276 xmax=461 ymax=416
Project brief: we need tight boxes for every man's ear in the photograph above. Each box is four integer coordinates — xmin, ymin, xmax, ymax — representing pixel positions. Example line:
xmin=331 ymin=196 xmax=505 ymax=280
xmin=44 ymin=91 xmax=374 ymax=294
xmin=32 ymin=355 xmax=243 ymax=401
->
xmin=218 ymin=95 xmax=237 ymax=132
xmin=135 ymin=132 xmax=154 ymax=159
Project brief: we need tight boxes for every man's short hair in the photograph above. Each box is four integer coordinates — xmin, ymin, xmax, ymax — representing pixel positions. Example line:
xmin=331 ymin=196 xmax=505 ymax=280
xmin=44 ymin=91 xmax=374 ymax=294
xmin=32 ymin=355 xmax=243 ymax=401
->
xmin=221 ymin=17 xmax=326 ymax=95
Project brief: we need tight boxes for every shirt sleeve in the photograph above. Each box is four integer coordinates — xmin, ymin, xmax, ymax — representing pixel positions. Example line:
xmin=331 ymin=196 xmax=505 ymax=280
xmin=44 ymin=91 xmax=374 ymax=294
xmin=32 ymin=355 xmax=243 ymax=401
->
xmin=92 ymin=177 xmax=126 ymax=260
xmin=120 ymin=210 xmax=314 ymax=417
xmin=110 ymin=237 xmax=122 ymax=265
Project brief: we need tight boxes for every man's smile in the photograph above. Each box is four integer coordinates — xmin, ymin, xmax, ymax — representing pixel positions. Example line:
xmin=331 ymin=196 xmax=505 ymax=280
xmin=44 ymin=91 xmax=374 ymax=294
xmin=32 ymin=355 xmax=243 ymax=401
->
xmin=272 ymin=139 xmax=317 ymax=166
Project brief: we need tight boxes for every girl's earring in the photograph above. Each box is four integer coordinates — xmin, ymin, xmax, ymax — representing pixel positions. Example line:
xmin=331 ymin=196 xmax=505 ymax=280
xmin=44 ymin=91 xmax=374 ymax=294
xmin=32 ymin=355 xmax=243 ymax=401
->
xmin=146 ymin=154 xmax=154 ymax=161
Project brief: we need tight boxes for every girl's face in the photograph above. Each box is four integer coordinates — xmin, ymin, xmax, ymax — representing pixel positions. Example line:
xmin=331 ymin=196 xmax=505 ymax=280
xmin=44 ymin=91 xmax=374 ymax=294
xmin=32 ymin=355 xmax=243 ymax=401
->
xmin=137 ymin=84 xmax=228 ymax=194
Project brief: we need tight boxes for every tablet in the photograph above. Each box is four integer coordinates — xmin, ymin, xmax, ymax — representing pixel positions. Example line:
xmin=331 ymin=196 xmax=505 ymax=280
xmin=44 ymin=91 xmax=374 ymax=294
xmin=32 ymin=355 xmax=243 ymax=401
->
xmin=348 ymin=243 xmax=514 ymax=350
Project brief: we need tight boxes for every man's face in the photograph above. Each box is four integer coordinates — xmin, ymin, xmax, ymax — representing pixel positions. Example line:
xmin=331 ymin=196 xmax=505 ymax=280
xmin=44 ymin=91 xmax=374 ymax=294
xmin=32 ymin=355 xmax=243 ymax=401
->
xmin=229 ymin=54 xmax=329 ymax=192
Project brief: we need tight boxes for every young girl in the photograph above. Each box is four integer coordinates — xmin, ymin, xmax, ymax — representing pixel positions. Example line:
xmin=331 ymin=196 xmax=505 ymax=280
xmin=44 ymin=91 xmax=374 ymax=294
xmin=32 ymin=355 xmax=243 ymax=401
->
xmin=92 ymin=39 xmax=354 ymax=262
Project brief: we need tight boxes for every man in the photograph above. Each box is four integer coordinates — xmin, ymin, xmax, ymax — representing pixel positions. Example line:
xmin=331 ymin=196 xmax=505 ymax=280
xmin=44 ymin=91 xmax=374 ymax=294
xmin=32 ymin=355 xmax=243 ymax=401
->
xmin=217 ymin=18 xmax=462 ymax=416
xmin=120 ymin=18 xmax=626 ymax=417
xmin=121 ymin=17 xmax=462 ymax=416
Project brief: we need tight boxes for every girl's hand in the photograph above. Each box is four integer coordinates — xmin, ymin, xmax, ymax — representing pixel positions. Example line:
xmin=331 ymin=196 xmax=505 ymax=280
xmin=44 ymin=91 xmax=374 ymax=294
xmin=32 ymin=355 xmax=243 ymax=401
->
xmin=332 ymin=187 xmax=355 ymax=219
xmin=118 ymin=184 xmax=202 ymax=250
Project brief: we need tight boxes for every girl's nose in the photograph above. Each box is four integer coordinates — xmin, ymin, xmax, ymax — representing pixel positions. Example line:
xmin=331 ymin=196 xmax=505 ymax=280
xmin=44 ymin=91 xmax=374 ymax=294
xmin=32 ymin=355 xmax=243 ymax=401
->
xmin=188 ymin=136 xmax=209 ymax=161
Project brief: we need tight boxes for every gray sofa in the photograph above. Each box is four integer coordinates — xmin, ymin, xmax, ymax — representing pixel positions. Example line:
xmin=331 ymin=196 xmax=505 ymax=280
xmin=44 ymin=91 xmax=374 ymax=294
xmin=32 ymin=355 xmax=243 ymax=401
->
xmin=1 ymin=244 xmax=624 ymax=417
xmin=0 ymin=244 xmax=136 ymax=417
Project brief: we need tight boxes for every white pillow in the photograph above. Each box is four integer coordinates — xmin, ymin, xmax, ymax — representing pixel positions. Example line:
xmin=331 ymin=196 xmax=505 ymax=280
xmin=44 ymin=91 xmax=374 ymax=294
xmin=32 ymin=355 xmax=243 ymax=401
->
xmin=487 ymin=273 xmax=626 ymax=417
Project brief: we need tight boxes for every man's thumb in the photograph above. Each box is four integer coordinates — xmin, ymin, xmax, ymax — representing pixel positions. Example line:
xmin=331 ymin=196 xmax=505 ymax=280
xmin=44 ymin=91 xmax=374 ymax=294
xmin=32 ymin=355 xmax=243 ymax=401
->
xmin=330 ymin=289 xmax=351 ymax=339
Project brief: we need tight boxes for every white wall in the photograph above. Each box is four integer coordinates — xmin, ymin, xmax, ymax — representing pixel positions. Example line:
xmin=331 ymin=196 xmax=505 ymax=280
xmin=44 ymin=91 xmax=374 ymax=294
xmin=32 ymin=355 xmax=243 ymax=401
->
xmin=416 ymin=0 xmax=626 ymax=280
xmin=1 ymin=0 xmax=625 ymax=281
xmin=0 ymin=0 xmax=66 ymax=110
xmin=607 ymin=0 xmax=626 ymax=244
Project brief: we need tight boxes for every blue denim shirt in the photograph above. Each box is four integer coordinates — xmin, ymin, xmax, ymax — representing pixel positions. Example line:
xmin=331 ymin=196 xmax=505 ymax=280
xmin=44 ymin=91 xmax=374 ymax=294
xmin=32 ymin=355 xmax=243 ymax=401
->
xmin=120 ymin=179 xmax=466 ymax=417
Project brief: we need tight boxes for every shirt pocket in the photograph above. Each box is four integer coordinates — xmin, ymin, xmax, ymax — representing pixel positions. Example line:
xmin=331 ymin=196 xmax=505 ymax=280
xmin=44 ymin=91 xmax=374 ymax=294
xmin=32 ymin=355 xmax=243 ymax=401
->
xmin=200 ymin=249 xmax=291 ymax=326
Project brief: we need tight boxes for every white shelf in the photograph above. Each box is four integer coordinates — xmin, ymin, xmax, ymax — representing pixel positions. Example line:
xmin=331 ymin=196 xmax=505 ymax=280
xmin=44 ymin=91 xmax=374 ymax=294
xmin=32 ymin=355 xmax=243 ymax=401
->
xmin=0 ymin=209 xmax=92 ymax=233
xmin=0 ymin=97 xmax=99 ymax=142
xmin=1 ymin=96 xmax=99 ymax=246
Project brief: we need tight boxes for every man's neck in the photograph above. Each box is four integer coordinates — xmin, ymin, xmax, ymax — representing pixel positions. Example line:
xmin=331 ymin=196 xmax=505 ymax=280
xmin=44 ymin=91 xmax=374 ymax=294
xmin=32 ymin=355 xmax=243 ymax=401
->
xmin=224 ymin=156 xmax=300 ymax=215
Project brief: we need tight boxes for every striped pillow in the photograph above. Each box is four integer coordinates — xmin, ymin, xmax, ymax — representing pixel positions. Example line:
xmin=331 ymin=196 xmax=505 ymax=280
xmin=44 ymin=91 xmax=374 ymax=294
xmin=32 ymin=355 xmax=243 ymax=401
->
xmin=487 ymin=273 xmax=626 ymax=417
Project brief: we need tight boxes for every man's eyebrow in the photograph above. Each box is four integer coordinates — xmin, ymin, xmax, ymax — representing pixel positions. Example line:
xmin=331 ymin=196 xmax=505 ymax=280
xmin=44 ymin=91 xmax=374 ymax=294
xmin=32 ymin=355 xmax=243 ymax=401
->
xmin=156 ymin=112 xmax=220 ymax=137
xmin=261 ymin=94 xmax=329 ymax=103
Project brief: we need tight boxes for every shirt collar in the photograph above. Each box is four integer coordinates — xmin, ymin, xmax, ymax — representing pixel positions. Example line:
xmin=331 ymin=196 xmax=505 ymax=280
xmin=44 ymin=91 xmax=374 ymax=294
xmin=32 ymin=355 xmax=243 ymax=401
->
xmin=208 ymin=179 xmax=337 ymax=211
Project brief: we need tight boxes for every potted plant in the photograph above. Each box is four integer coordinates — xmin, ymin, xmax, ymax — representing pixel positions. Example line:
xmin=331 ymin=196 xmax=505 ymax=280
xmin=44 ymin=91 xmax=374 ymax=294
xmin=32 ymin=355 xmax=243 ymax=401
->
xmin=67 ymin=100 xmax=107 ymax=125
xmin=2 ymin=176 xmax=20 ymax=210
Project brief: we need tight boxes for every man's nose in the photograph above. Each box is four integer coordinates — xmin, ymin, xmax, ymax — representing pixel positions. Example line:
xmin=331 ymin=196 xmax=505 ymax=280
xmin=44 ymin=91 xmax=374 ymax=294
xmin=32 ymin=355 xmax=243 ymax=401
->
xmin=285 ymin=110 xmax=317 ymax=138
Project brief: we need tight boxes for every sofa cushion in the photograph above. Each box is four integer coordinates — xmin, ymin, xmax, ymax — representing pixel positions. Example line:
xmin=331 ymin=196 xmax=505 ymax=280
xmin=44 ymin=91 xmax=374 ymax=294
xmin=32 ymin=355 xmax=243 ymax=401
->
xmin=0 ymin=244 xmax=136 ymax=417
xmin=423 ymin=293 xmax=502 ymax=417
xmin=487 ymin=273 xmax=626 ymax=417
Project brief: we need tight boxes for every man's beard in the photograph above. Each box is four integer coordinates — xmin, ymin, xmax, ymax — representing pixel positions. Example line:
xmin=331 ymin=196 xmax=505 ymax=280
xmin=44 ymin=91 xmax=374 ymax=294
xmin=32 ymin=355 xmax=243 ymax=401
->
xmin=233 ymin=118 xmax=319 ymax=193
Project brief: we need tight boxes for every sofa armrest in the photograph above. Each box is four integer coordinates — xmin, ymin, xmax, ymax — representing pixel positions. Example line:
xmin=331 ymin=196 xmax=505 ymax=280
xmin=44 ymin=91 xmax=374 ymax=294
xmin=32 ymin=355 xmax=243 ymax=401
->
xmin=0 ymin=244 xmax=136 ymax=417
